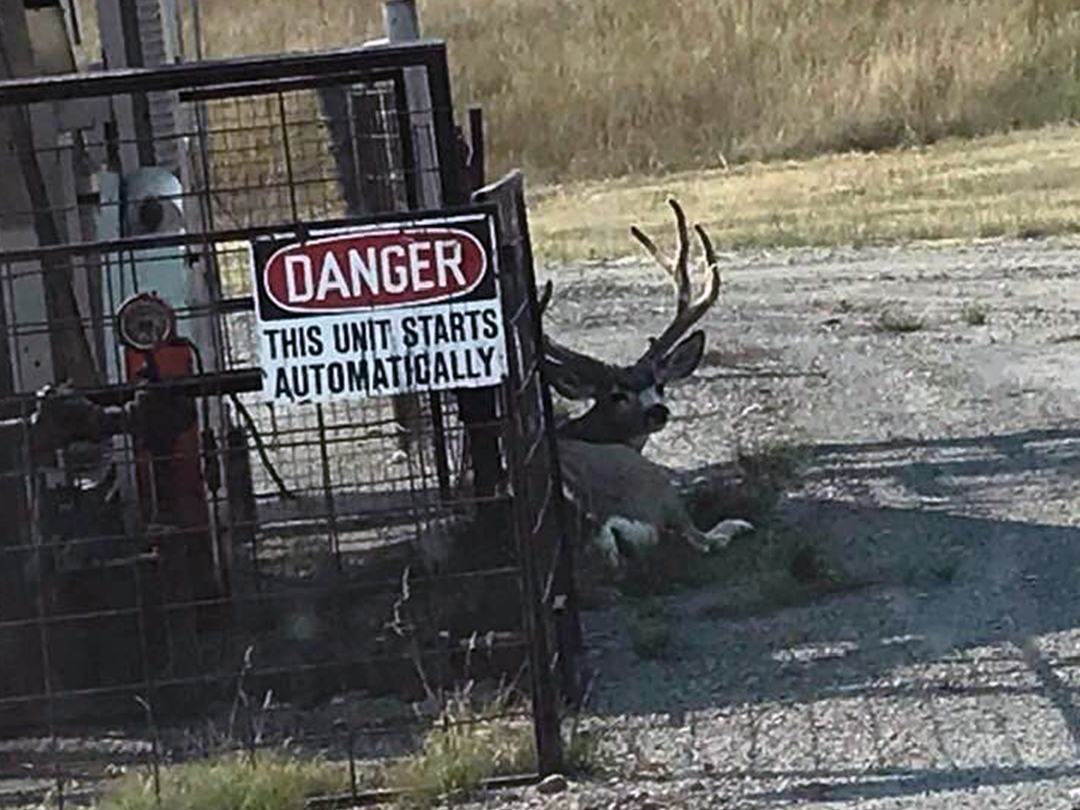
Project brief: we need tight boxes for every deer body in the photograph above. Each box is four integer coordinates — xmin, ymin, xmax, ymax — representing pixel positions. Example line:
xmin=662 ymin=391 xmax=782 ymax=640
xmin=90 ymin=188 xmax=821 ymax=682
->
xmin=557 ymin=439 xmax=752 ymax=572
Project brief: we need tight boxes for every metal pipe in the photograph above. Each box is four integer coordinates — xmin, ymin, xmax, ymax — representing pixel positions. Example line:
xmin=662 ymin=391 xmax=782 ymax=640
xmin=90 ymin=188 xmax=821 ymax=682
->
xmin=0 ymin=42 xmax=449 ymax=104
xmin=383 ymin=0 xmax=420 ymax=42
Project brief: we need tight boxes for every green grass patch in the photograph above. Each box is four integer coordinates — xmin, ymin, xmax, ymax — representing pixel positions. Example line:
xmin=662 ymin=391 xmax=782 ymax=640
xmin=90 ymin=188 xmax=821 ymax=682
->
xmin=876 ymin=307 xmax=926 ymax=334
xmin=386 ymin=715 xmax=535 ymax=806
xmin=97 ymin=752 xmax=348 ymax=810
xmin=962 ymin=302 xmax=990 ymax=326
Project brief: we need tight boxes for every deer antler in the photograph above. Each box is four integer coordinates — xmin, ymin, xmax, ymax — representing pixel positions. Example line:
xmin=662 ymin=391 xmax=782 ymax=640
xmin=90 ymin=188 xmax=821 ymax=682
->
xmin=631 ymin=198 xmax=721 ymax=365
xmin=537 ymin=281 xmax=616 ymax=398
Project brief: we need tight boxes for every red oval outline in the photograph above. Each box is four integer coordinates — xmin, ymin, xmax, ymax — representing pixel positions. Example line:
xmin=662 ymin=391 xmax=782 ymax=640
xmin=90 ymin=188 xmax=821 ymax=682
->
xmin=262 ymin=227 xmax=489 ymax=314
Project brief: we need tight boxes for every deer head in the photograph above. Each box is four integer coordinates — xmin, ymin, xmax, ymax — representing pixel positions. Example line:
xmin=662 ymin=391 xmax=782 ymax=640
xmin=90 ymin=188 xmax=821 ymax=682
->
xmin=540 ymin=198 xmax=721 ymax=451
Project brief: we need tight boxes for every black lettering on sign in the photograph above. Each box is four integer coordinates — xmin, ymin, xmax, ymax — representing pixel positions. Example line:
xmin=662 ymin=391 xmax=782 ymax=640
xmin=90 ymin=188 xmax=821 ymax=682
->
xmin=482 ymin=307 xmax=500 ymax=340
xmin=306 ymin=325 xmax=324 ymax=356
xmin=401 ymin=316 xmax=418 ymax=349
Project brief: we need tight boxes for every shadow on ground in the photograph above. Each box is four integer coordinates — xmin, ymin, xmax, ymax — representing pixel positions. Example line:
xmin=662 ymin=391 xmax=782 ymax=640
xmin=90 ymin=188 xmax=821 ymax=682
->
xmin=580 ymin=426 xmax=1080 ymax=803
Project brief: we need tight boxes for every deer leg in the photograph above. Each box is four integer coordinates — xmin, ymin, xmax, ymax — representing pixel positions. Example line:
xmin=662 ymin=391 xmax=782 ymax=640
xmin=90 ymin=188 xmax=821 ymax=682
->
xmin=593 ymin=521 xmax=623 ymax=571
xmin=688 ymin=519 xmax=755 ymax=554
xmin=594 ymin=516 xmax=660 ymax=570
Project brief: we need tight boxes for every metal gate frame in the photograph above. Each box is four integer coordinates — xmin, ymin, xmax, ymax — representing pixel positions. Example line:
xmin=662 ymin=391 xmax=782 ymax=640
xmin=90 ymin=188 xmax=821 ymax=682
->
xmin=474 ymin=170 xmax=583 ymax=773
xmin=0 ymin=40 xmax=580 ymax=800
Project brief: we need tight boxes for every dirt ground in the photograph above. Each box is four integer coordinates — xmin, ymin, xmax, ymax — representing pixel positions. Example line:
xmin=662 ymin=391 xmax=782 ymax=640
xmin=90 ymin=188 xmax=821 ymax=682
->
xmin=501 ymin=237 xmax=1080 ymax=809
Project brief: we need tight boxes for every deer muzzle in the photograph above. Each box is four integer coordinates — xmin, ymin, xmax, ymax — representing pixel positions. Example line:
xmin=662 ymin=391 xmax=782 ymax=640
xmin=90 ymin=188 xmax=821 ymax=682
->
xmin=644 ymin=404 xmax=669 ymax=431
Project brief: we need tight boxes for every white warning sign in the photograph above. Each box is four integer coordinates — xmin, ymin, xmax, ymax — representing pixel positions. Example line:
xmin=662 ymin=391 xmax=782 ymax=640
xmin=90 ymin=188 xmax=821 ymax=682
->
xmin=249 ymin=212 xmax=507 ymax=404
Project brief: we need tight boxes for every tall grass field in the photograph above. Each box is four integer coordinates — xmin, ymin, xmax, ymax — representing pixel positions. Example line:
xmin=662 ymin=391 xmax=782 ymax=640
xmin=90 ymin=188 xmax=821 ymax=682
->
xmin=166 ymin=0 xmax=1080 ymax=185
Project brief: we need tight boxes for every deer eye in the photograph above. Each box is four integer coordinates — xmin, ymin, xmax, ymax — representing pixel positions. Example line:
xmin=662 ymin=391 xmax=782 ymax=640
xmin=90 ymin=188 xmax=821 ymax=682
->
xmin=610 ymin=390 xmax=631 ymax=404
xmin=655 ymin=383 xmax=666 ymax=396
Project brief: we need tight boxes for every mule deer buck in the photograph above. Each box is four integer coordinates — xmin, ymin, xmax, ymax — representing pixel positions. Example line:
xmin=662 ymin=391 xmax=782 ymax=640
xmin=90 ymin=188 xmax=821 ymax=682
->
xmin=540 ymin=198 xmax=753 ymax=574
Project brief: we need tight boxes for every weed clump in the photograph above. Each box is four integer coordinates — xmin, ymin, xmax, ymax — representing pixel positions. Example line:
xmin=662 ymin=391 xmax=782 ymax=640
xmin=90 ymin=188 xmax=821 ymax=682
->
xmin=877 ymin=307 xmax=926 ymax=334
xmin=98 ymin=752 xmax=347 ymax=810
xmin=386 ymin=694 xmax=536 ymax=806
xmin=962 ymin=302 xmax=989 ymax=326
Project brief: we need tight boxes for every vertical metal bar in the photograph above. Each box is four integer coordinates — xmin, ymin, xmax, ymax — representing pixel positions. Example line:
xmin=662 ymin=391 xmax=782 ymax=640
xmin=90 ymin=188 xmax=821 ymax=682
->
xmin=347 ymin=726 xmax=358 ymax=801
xmin=116 ymin=0 xmax=156 ymax=167
xmin=315 ymin=405 xmax=339 ymax=561
xmin=391 ymin=73 xmax=419 ymax=211
xmin=423 ymin=47 xmax=466 ymax=206
xmin=385 ymin=1 xmax=441 ymax=209
xmin=383 ymin=0 xmax=420 ymax=37
xmin=190 ymin=0 xmax=205 ymax=61
xmin=0 ymin=261 xmax=23 ymax=538
xmin=151 ymin=540 xmax=178 ymax=687
xmin=316 ymin=403 xmax=349 ymax=697
xmin=24 ymin=427 xmax=63 ymax=808
xmin=390 ymin=67 xmax=449 ymax=494
xmin=277 ymin=91 xmax=301 ymax=224
xmin=387 ymin=55 xmax=429 ymax=476
xmin=514 ymin=182 xmax=582 ymax=693
xmin=0 ymin=260 xmax=11 ymax=397
xmin=468 ymin=107 xmax=485 ymax=191
xmin=193 ymin=101 xmax=216 ymax=230
xmin=72 ymin=133 xmax=107 ymax=370
xmin=133 ymin=556 xmax=162 ymax=809
xmin=192 ymin=92 xmax=228 ymax=381
xmin=54 ymin=753 xmax=64 ymax=810
xmin=428 ymin=392 xmax=451 ymax=500
xmin=343 ymin=90 xmax=367 ymax=214
xmin=6 ymin=262 xmax=25 ymax=392
xmin=196 ymin=95 xmax=237 ymax=632
xmin=509 ymin=381 xmax=562 ymax=774
xmin=192 ymin=89 xmax=218 ymax=352
xmin=478 ymin=180 xmax=563 ymax=775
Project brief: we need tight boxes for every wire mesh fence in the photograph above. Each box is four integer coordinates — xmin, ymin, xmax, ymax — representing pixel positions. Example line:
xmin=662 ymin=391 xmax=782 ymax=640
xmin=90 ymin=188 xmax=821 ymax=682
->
xmin=0 ymin=43 xmax=577 ymax=807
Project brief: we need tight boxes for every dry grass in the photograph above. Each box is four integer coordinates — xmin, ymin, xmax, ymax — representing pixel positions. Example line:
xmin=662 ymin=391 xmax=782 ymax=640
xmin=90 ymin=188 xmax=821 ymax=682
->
xmin=72 ymin=0 xmax=1080 ymax=184
xmin=527 ymin=124 xmax=1080 ymax=260
xmin=69 ymin=1 xmax=1080 ymax=256
xmin=162 ymin=0 xmax=1080 ymax=186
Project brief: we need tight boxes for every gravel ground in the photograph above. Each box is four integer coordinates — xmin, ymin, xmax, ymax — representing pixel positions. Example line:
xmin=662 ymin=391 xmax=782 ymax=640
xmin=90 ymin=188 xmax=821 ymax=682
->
xmin=9 ymin=238 xmax=1080 ymax=810
xmin=457 ymin=238 xmax=1080 ymax=809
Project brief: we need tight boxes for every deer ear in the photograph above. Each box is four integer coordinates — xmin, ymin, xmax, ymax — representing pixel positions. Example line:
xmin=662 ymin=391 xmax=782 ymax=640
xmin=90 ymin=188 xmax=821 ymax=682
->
xmin=546 ymin=365 xmax=602 ymax=400
xmin=657 ymin=330 xmax=706 ymax=382
xmin=543 ymin=336 xmax=613 ymax=400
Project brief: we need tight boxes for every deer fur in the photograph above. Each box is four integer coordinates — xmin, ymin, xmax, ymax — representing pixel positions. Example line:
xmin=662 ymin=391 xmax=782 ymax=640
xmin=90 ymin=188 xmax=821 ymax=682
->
xmin=558 ymin=439 xmax=753 ymax=574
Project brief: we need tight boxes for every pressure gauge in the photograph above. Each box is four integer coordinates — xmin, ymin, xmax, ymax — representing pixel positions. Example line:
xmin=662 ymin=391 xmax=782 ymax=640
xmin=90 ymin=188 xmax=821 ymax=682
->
xmin=116 ymin=293 xmax=176 ymax=351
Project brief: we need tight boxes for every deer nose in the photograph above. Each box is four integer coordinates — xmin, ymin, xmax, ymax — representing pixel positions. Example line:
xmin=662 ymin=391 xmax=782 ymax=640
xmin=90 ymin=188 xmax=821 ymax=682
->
xmin=644 ymin=404 xmax=669 ymax=430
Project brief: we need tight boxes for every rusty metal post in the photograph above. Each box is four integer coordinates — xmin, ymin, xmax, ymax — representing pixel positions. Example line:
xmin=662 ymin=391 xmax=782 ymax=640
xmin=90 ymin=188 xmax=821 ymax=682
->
xmin=383 ymin=0 xmax=420 ymax=41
